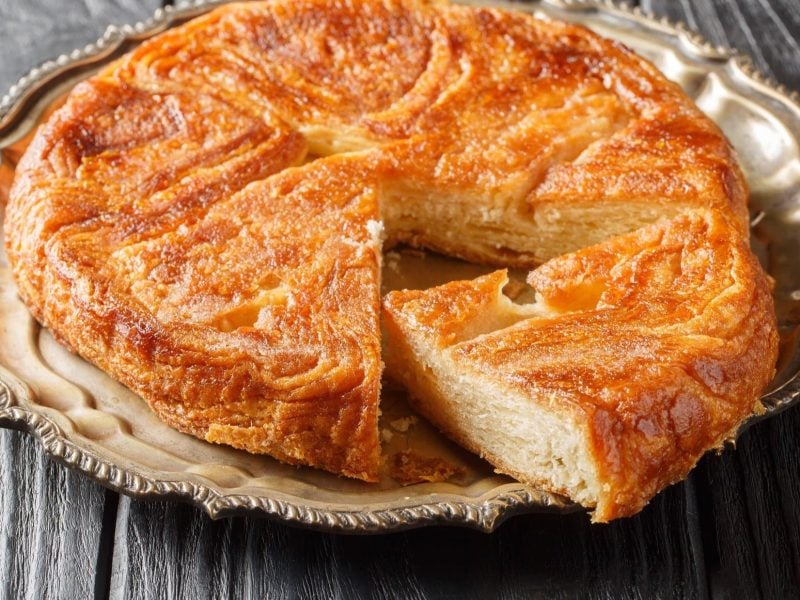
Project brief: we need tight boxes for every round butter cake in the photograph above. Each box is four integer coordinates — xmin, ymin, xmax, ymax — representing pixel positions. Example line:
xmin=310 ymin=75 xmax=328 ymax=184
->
xmin=4 ymin=0 xmax=777 ymax=518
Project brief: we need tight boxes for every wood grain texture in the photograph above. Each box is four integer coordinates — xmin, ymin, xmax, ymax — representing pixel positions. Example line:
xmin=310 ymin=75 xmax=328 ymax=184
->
xmin=0 ymin=430 xmax=105 ymax=600
xmin=1 ymin=1 xmax=800 ymax=599
xmin=642 ymin=0 xmax=800 ymax=86
xmin=0 ymin=0 xmax=162 ymax=96
xmin=109 ymin=484 xmax=704 ymax=600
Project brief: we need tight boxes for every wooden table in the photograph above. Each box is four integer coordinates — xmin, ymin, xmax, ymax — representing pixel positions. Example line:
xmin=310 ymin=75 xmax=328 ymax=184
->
xmin=1 ymin=1 xmax=798 ymax=598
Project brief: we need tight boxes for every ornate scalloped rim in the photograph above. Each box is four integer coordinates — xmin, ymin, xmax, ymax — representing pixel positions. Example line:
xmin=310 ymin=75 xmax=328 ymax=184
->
xmin=0 ymin=378 xmax=573 ymax=532
xmin=0 ymin=0 xmax=798 ymax=532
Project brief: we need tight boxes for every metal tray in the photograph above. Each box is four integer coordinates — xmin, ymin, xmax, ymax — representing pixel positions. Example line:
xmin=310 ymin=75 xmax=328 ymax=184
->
xmin=1 ymin=0 xmax=799 ymax=533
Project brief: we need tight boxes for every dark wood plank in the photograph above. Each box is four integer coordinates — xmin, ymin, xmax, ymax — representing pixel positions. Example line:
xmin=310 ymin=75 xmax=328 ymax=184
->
xmin=643 ymin=0 xmax=800 ymax=86
xmin=0 ymin=0 xmax=163 ymax=95
xmin=109 ymin=481 xmax=705 ymax=599
xmin=0 ymin=430 xmax=105 ymax=600
xmin=694 ymin=414 xmax=800 ymax=599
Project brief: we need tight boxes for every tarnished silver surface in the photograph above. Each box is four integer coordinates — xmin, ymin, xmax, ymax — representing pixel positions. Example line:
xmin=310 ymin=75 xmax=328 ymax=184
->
xmin=0 ymin=0 xmax=799 ymax=533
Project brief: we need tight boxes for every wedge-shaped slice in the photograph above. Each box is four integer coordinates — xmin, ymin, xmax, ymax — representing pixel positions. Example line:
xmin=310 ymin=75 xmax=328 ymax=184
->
xmin=383 ymin=210 xmax=778 ymax=519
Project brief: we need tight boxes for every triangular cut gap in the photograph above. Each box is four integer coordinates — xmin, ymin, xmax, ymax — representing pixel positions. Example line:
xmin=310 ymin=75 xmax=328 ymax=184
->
xmin=298 ymin=137 xmax=379 ymax=166
xmin=501 ymin=276 xmax=538 ymax=306
xmin=381 ymin=245 xmax=501 ymax=295
xmin=297 ymin=123 xmax=380 ymax=158
xmin=382 ymin=244 xmax=542 ymax=304
xmin=380 ymin=243 xmax=617 ymax=348
xmin=300 ymin=151 xmax=325 ymax=166
xmin=381 ymin=245 xmax=555 ymax=345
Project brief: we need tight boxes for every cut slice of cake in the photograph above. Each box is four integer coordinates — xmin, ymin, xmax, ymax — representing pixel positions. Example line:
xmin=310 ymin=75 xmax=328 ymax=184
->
xmin=383 ymin=210 xmax=778 ymax=520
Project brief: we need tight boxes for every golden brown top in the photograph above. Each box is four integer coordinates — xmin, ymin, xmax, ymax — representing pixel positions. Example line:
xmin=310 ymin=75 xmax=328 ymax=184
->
xmin=383 ymin=210 xmax=778 ymax=518
xmin=4 ymin=0 xmax=758 ymax=481
xmin=106 ymin=0 xmax=748 ymax=227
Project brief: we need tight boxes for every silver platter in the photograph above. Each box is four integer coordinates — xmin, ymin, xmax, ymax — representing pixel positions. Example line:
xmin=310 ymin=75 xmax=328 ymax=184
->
xmin=1 ymin=0 xmax=799 ymax=533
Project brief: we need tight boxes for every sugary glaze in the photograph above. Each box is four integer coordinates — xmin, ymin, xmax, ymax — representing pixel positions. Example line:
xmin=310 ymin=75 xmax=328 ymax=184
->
xmin=383 ymin=211 xmax=778 ymax=520
xmin=4 ymin=0 xmax=769 ymax=486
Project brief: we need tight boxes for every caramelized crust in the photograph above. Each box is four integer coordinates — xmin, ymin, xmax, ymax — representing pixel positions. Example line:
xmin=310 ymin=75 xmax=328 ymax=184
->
xmin=383 ymin=211 xmax=778 ymax=520
xmin=6 ymin=75 xmax=383 ymax=480
xmin=4 ymin=0 xmax=769 ymax=487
